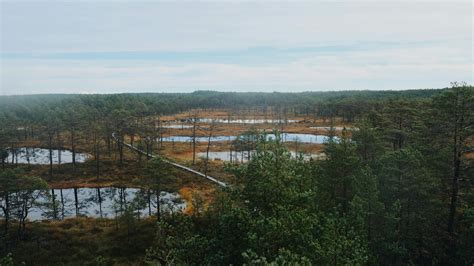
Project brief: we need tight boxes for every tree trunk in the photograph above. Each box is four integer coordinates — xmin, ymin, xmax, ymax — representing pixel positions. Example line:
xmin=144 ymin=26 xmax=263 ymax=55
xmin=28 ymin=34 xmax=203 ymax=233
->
xmin=51 ymin=189 xmax=57 ymax=220
xmin=96 ymin=139 xmax=100 ymax=178
xmin=447 ymin=92 xmax=464 ymax=235
xmin=118 ymin=136 xmax=124 ymax=166
xmin=205 ymin=123 xmax=214 ymax=176
xmin=447 ymin=145 xmax=461 ymax=234
xmin=49 ymin=139 xmax=53 ymax=179
xmin=156 ymin=189 xmax=161 ymax=220
xmin=74 ymin=188 xmax=79 ymax=216
xmin=97 ymin=188 xmax=103 ymax=218
xmin=71 ymin=129 xmax=76 ymax=172
xmin=3 ymin=192 xmax=9 ymax=234
xmin=60 ymin=189 xmax=65 ymax=219
xmin=148 ymin=190 xmax=152 ymax=216
xmin=192 ymin=117 xmax=197 ymax=165
xmin=445 ymin=88 xmax=468 ymax=261
xmin=57 ymin=131 xmax=62 ymax=165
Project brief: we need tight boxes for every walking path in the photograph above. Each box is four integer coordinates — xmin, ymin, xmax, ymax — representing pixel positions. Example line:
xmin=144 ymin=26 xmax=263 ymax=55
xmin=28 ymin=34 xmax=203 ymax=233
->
xmin=112 ymin=132 xmax=227 ymax=187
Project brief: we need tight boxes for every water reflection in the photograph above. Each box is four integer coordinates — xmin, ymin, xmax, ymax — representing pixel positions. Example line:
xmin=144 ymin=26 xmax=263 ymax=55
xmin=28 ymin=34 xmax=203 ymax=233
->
xmin=309 ymin=126 xmax=355 ymax=131
xmin=198 ymin=151 xmax=325 ymax=163
xmin=162 ymin=135 xmax=236 ymax=142
xmin=7 ymin=148 xmax=89 ymax=165
xmin=0 ymin=187 xmax=185 ymax=221
xmin=171 ymin=118 xmax=299 ymax=124
xmin=161 ymin=125 xmax=193 ymax=129
xmin=162 ymin=133 xmax=336 ymax=144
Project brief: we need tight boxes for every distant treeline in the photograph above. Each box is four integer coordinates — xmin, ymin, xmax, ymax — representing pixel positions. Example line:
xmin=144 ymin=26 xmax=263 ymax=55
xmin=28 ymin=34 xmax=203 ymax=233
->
xmin=0 ymin=89 xmax=443 ymax=125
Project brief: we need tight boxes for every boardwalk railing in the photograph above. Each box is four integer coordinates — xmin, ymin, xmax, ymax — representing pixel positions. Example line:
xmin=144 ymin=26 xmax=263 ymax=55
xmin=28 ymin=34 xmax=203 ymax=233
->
xmin=112 ymin=132 xmax=227 ymax=187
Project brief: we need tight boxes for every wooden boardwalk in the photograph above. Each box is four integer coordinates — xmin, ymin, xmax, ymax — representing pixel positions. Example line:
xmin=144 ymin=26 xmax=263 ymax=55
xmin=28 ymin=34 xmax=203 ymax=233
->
xmin=112 ymin=133 xmax=227 ymax=187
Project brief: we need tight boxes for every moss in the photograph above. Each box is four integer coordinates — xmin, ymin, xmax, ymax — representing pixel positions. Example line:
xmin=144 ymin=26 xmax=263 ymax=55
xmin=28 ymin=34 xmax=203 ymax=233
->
xmin=1 ymin=217 xmax=157 ymax=264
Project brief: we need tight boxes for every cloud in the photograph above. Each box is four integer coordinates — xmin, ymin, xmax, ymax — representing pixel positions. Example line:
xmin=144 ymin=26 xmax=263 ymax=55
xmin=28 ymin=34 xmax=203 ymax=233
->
xmin=2 ymin=43 xmax=471 ymax=95
xmin=0 ymin=1 xmax=472 ymax=94
xmin=2 ymin=2 xmax=471 ymax=53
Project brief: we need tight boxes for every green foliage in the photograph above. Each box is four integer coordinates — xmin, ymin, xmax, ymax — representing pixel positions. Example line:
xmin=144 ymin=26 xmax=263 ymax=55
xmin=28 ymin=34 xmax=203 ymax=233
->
xmin=148 ymin=133 xmax=372 ymax=264
xmin=352 ymin=119 xmax=384 ymax=165
xmin=242 ymin=249 xmax=311 ymax=265
xmin=0 ymin=253 xmax=13 ymax=266
xmin=144 ymin=215 xmax=210 ymax=265
xmin=94 ymin=256 xmax=109 ymax=266
xmin=0 ymin=149 xmax=8 ymax=161
xmin=456 ymin=206 xmax=474 ymax=264
xmin=318 ymin=129 xmax=371 ymax=213
xmin=0 ymin=87 xmax=472 ymax=264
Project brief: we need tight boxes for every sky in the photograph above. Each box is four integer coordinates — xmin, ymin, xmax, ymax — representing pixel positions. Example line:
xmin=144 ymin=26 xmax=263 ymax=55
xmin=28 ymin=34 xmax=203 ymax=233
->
xmin=0 ymin=0 xmax=472 ymax=95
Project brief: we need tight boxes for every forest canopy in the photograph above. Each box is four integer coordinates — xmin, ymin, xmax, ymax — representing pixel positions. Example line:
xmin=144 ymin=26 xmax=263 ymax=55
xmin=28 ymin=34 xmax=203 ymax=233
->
xmin=0 ymin=85 xmax=473 ymax=265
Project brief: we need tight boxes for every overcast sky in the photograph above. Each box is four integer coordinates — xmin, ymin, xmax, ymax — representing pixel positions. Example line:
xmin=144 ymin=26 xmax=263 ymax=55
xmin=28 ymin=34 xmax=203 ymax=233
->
xmin=0 ymin=0 xmax=472 ymax=95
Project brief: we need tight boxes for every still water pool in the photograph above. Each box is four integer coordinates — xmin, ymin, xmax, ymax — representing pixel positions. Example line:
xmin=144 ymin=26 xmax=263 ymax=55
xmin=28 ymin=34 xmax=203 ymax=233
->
xmin=0 ymin=187 xmax=185 ymax=221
